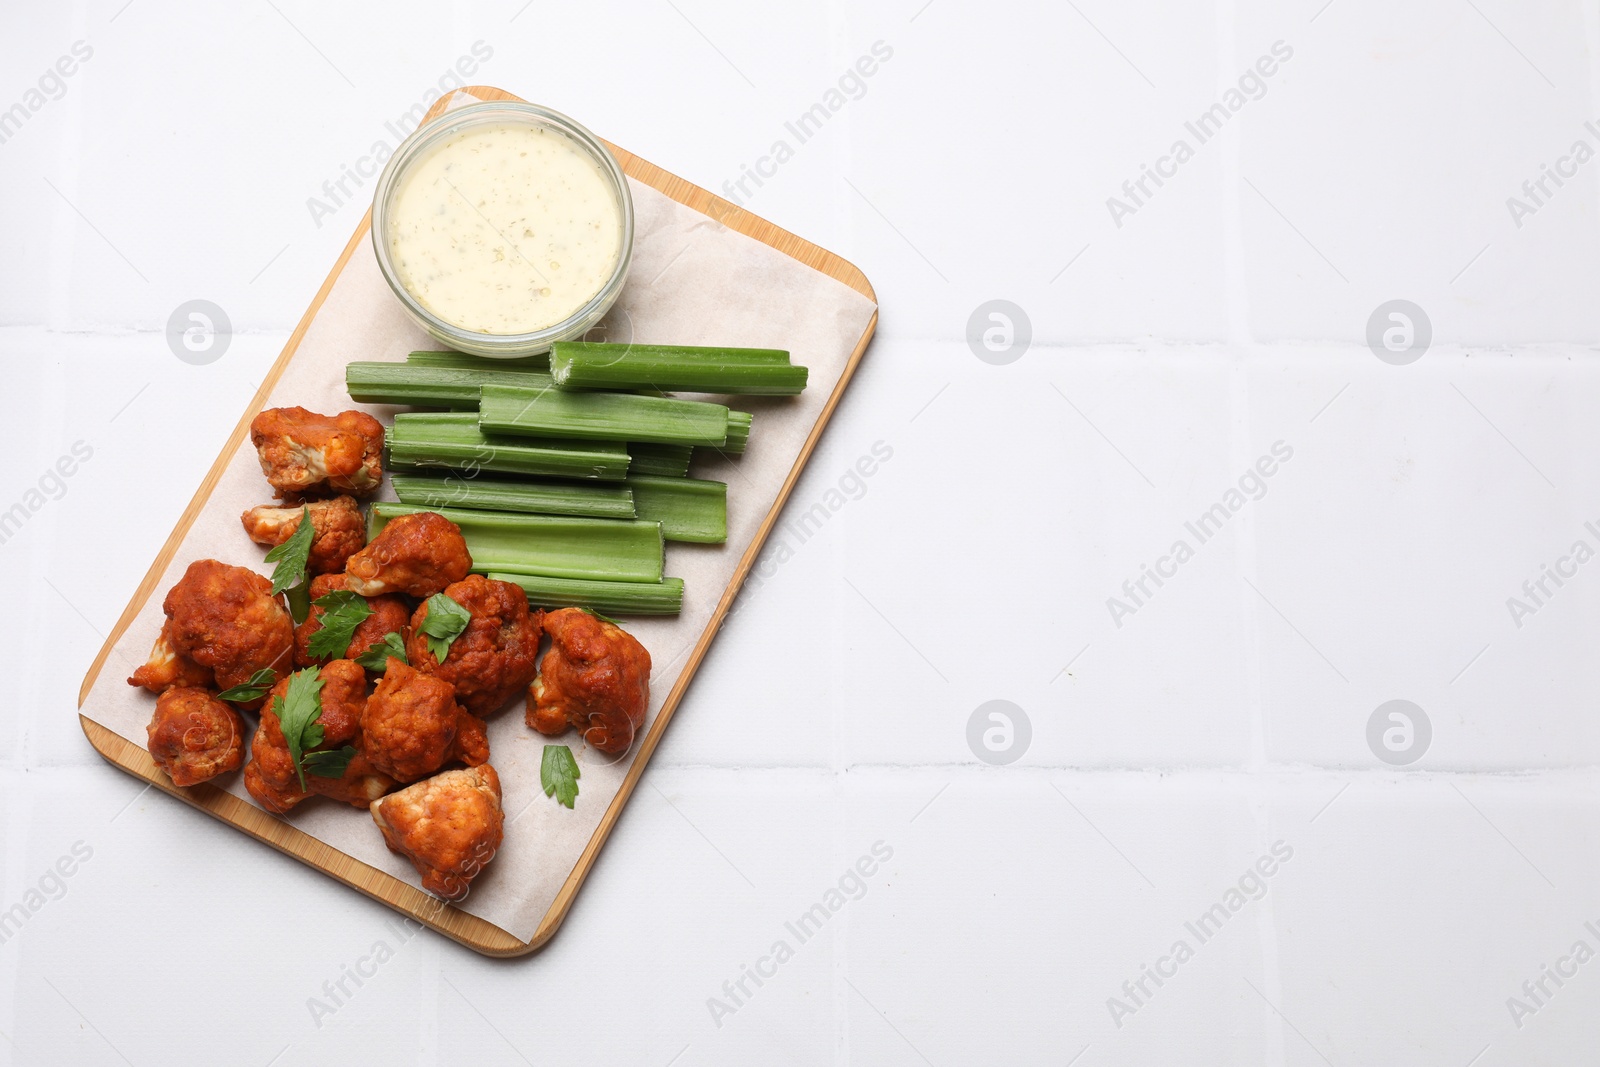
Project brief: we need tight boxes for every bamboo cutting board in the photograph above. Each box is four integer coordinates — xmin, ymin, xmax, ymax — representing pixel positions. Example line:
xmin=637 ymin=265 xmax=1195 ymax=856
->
xmin=76 ymin=85 xmax=877 ymax=956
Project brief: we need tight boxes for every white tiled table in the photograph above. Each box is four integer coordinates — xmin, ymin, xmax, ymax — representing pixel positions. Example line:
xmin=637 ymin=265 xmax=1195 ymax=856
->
xmin=4 ymin=1 xmax=1599 ymax=1064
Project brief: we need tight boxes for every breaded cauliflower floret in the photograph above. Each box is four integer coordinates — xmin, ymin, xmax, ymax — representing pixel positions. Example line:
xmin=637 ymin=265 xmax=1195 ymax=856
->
xmin=249 ymin=659 xmax=368 ymax=791
xmin=527 ymin=608 xmax=651 ymax=755
xmin=145 ymin=687 xmax=244 ymax=787
xmin=250 ymin=406 xmax=384 ymax=498
xmin=451 ymin=706 xmax=491 ymax=768
xmin=371 ymin=765 xmax=503 ymax=901
xmin=293 ymin=573 xmax=411 ymax=669
xmin=343 ymin=511 xmax=471 ymax=598
xmin=128 ymin=620 xmax=215 ymax=693
xmin=244 ymin=660 xmax=394 ymax=814
xmin=158 ymin=559 xmax=293 ymax=707
xmin=241 ymin=495 xmax=367 ymax=575
xmin=407 ymin=575 xmax=540 ymax=717
xmin=361 ymin=658 xmax=485 ymax=783
xmin=245 ymin=749 xmax=396 ymax=815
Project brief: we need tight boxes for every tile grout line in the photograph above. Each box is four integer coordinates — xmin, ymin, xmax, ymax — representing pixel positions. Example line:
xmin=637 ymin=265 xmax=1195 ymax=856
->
xmin=1217 ymin=0 xmax=1252 ymax=350
xmin=1217 ymin=0 xmax=1286 ymax=1057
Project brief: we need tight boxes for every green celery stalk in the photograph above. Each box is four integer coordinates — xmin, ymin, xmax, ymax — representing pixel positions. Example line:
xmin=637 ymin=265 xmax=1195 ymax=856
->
xmin=347 ymin=361 xmax=555 ymax=408
xmin=627 ymin=443 xmax=693 ymax=478
xmin=488 ymin=572 xmax=685 ymax=616
xmin=479 ymin=383 xmax=731 ymax=447
xmin=406 ymin=349 xmax=550 ymax=372
xmin=627 ymin=475 xmax=727 ymax=543
xmin=388 ymin=413 xmax=629 ymax=481
xmin=549 ymin=342 xmax=807 ymax=395
xmin=370 ymin=502 xmax=663 ymax=582
xmin=391 ymin=472 xmax=636 ymax=519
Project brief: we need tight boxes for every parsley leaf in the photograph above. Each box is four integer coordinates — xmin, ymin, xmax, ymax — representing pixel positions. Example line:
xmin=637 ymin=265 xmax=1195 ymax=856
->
xmin=215 ymin=668 xmax=276 ymax=703
xmin=417 ymin=593 xmax=472 ymax=662
xmin=302 ymin=745 xmax=358 ymax=779
xmin=541 ymin=744 xmax=581 ymax=809
xmin=284 ymin=579 xmax=312 ymax=626
xmin=264 ymin=506 xmax=315 ymax=596
xmin=354 ymin=632 xmax=409 ymax=672
xmin=271 ymin=666 xmax=327 ymax=792
xmin=307 ymin=590 xmax=373 ymax=661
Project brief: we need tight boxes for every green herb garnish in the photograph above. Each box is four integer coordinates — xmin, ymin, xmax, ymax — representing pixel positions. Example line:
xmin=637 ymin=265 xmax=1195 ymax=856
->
xmin=354 ymin=632 xmax=409 ymax=673
xmin=271 ymin=666 xmax=327 ymax=791
xmin=215 ymin=668 xmax=276 ymax=703
xmin=417 ymin=593 xmax=471 ymax=662
xmin=301 ymin=746 xmax=358 ymax=779
xmin=541 ymin=744 xmax=581 ymax=809
xmin=306 ymin=590 xmax=373 ymax=661
xmin=284 ymin=579 xmax=312 ymax=626
xmin=264 ymin=505 xmax=315 ymax=595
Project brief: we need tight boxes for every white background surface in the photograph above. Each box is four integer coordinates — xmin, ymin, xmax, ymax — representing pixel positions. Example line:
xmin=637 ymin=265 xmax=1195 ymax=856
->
xmin=2 ymin=1 xmax=1598 ymax=1064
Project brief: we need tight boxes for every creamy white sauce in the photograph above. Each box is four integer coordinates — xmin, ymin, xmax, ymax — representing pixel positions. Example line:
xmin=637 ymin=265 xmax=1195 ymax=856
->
xmin=388 ymin=124 xmax=622 ymax=335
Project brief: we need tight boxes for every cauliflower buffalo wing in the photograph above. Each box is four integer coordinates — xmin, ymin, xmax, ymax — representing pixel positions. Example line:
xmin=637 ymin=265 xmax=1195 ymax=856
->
xmin=241 ymin=495 xmax=367 ymax=575
xmin=371 ymin=765 xmax=504 ymax=901
xmin=527 ymin=608 xmax=652 ymax=755
xmin=128 ymin=620 xmax=215 ymax=693
xmin=250 ymin=406 xmax=383 ymax=499
xmin=361 ymin=658 xmax=488 ymax=783
xmin=145 ymin=687 xmax=244 ymax=787
xmin=343 ymin=511 xmax=471 ymax=598
xmin=293 ymin=573 xmax=411 ymax=669
xmin=251 ymin=660 xmax=366 ymax=782
xmin=407 ymin=575 xmax=540 ymax=717
xmin=245 ymin=750 xmax=397 ymax=815
xmin=243 ymin=660 xmax=394 ymax=814
xmin=157 ymin=559 xmax=293 ymax=704
xmin=451 ymin=705 xmax=491 ymax=768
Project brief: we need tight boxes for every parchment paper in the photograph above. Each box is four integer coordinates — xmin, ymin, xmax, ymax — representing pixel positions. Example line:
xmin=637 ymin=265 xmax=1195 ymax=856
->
xmin=79 ymin=99 xmax=877 ymax=942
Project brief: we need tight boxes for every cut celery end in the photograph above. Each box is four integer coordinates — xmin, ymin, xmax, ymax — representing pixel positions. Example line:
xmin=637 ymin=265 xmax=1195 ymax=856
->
xmin=346 ymin=361 xmax=555 ymax=408
xmin=488 ymin=572 xmax=685 ymax=616
xmin=479 ymin=383 xmax=730 ymax=447
xmin=390 ymin=472 xmax=636 ymax=519
xmin=724 ymin=410 xmax=751 ymax=454
xmin=694 ymin=412 xmax=752 ymax=463
xmin=627 ymin=443 xmax=693 ymax=478
xmin=626 ymin=475 xmax=727 ymax=543
xmin=370 ymin=502 xmax=663 ymax=583
xmin=549 ymin=342 xmax=806 ymax=395
xmin=388 ymin=412 xmax=629 ymax=481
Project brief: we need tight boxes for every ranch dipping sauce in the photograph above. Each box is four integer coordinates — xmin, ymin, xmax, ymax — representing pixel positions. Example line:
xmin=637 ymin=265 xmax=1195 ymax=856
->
xmin=386 ymin=123 xmax=623 ymax=336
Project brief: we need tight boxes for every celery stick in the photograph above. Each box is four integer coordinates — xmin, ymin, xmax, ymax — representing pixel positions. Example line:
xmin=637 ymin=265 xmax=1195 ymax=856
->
xmin=370 ymin=502 xmax=663 ymax=582
xmin=391 ymin=472 xmax=636 ymax=519
xmin=479 ymin=383 xmax=731 ymax=447
xmin=488 ymin=572 xmax=685 ymax=616
xmin=627 ymin=443 xmax=693 ymax=478
xmin=550 ymin=342 xmax=807 ymax=395
xmin=347 ymin=361 xmax=555 ymax=408
xmin=406 ymin=349 xmax=550 ymax=372
xmin=627 ymin=475 xmax=727 ymax=543
xmin=388 ymin=413 xmax=629 ymax=481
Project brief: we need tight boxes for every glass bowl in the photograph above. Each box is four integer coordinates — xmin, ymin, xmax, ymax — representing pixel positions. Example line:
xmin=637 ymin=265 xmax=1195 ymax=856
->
xmin=370 ymin=101 xmax=634 ymax=359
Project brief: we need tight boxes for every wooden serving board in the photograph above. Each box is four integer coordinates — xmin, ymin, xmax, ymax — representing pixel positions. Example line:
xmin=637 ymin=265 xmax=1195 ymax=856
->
xmin=76 ymin=85 xmax=877 ymax=956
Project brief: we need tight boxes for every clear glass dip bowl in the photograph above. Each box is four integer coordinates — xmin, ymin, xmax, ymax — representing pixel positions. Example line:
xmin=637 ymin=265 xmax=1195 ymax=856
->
xmin=371 ymin=101 xmax=634 ymax=359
